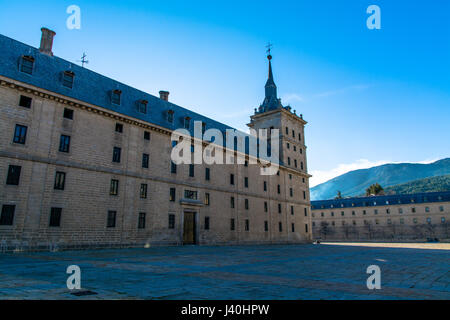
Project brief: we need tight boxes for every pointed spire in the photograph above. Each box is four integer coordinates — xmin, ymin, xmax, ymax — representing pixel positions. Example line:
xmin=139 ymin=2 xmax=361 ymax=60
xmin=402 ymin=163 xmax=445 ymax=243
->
xmin=267 ymin=55 xmax=274 ymax=85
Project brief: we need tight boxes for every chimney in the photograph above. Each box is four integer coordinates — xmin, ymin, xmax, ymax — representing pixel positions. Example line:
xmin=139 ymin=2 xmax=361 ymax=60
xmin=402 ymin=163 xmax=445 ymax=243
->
xmin=159 ymin=90 xmax=169 ymax=102
xmin=39 ymin=28 xmax=56 ymax=56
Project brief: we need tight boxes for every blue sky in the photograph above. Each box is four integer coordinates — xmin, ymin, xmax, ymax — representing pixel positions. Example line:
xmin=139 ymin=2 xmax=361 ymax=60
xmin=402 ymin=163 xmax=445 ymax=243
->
xmin=1 ymin=0 xmax=449 ymax=186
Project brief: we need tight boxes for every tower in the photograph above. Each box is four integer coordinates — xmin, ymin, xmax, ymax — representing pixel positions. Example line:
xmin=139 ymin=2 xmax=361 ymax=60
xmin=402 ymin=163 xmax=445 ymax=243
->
xmin=248 ymin=51 xmax=312 ymax=241
xmin=248 ymin=52 xmax=309 ymax=176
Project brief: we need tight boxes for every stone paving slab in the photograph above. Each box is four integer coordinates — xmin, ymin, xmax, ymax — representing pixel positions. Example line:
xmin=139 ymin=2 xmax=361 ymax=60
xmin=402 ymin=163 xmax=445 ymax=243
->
xmin=0 ymin=244 xmax=449 ymax=300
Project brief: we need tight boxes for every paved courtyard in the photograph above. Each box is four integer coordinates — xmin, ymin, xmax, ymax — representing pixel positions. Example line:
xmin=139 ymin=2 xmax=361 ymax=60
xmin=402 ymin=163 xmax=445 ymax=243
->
xmin=0 ymin=243 xmax=449 ymax=300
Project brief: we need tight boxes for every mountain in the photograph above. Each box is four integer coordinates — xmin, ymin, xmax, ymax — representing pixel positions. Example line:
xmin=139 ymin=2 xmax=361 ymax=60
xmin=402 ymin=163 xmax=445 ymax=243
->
xmin=310 ymin=158 xmax=450 ymax=200
xmin=384 ymin=175 xmax=450 ymax=195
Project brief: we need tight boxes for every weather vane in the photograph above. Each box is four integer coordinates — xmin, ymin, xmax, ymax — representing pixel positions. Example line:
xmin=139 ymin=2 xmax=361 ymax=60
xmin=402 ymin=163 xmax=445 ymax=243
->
xmin=78 ymin=52 xmax=89 ymax=68
xmin=266 ymin=42 xmax=273 ymax=56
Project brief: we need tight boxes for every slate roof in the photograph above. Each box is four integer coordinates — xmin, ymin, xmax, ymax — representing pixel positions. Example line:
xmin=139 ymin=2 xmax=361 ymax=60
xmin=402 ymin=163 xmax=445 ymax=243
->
xmin=0 ymin=33 xmax=234 ymax=137
xmin=311 ymin=191 xmax=450 ymax=210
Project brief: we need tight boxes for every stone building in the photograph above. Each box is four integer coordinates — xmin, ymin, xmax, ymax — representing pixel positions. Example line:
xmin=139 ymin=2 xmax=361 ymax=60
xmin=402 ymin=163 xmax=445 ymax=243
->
xmin=311 ymin=191 xmax=450 ymax=241
xmin=0 ymin=28 xmax=312 ymax=251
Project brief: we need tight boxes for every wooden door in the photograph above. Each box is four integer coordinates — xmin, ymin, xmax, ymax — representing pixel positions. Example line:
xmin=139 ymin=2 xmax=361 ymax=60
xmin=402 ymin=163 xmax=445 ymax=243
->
xmin=183 ymin=212 xmax=196 ymax=244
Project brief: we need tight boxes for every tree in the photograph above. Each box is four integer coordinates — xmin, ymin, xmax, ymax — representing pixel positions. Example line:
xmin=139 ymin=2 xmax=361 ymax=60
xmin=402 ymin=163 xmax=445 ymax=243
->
xmin=366 ymin=183 xmax=385 ymax=196
xmin=319 ymin=222 xmax=330 ymax=239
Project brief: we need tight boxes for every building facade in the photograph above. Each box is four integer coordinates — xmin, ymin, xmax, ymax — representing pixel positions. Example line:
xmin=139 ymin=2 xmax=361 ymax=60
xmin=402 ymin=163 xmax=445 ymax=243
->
xmin=311 ymin=192 xmax=450 ymax=241
xmin=0 ymin=29 xmax=312 ymax=251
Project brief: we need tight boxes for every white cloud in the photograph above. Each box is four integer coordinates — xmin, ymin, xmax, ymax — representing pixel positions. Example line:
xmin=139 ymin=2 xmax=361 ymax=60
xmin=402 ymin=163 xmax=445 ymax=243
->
xmin=282 ymin=93 xmax=304 ymax=104
xmin=310 ymin=158 xmax=440 ymax=188
xmin=313 ymin=84 xmax=370 ymax=98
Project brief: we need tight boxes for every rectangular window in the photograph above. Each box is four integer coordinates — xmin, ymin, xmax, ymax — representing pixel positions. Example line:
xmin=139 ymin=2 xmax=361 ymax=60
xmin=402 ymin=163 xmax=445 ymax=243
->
xmin=184 ymin=190 xmax=198 ymax=200
xmin=184 ymin=117 xmax=191 ymax=130
xmin=264 ymin=202 xmax=268 ymax=212
xmin=230 ymin=219 xmax=235 ymax=231
xmin=204 ymin=193 xmax=210 ymax=206
xmin=189 ymin=164 xmax=195 ymax=177
xmin=19 ymin=95 xmax=32 ymax=108
xmin=59 ymin=135 xmax=71 ymax=153
xmin=0 ymin=205 xmax=15 ymax=225
xmin=264 ymin=221 xmax=268 ymax=232
xmin=111 ymin=90 xmax=121 ymax=105
xmin=115 ymin=123 xmax=123 ymax=133
xmin=303 ymin=191 xmax=306 ymax=199
xmin=230 ymin=174 xmax=235 ymax=185
xmin=205 ymin=217 xmax=210 ymax=230
xmin=62 ymin=72 xmax=74 ymax=88
xmin=245 ymin=199 xmax=249 ymax=210
xmin=279 ymin=222 xmax=282 ymax=232
xmin=304 ymin=208 xmax=308 ymax=216
xmin=142 ymin=153 xmax=149 ymax=168
xmin=169 ymin=214 xmax=175 ymax=229
xmin=138 ymin=100 xmax=147 ymax=114
xmin=112 ymin=147 xmax=121 ymax=163
xmin=138 ymin=212 xmax=146 ymax=229
xmin=20 ymin=56 xmax=34 ymax=74
xmin=170 ymin=188 xmax=176 ymax=202
xmin=140 ymin=184 xmax=148 ymax=199
xmin=305 ymin=224 xmax=309 ymax=233
xmin=13 ymin=124 xmax=27 ymax=144
xmin=63 ymin=108 xmax=74 ymax=120
xmin=290 ymin=188 xmax=293 ymax=197
xmin=244 ymin=177 xmax=248 ymax=188
xmin=292 ymin=223 xmax=295 ymax=232
xmin=171 ymin=161 xmax=177 ymax=174
xmin=6 ymin=165 xmax=21 ymax=185
xmin=263 ymin=181 xmax=267 ymax=191
xmin=291 ymin=206 xmax=294 ymax=215
xmin=278 ymin=203 xmax=282 ymax=213
xmin=110 ymin=179 xmax=119 ymax=196
xmin=439 ymin=206 xmax=444 ymax=212
xmin=107 ymin=211 xmax=117 ymax=228
xmin=411 ymin=207 xmax=416 ymax=213
xmin=245 ymin=219 xmax=249 ymax=231
xmin=231 ymin=197 xmax=235 ymax=209
xmin=54 ymin=171 xmax=66 ymax=190
xmin=205 ymin=168 xmax=210 ymax=181
xmin=144 ymin=131 xmax=151 ymax=140
xmin=277 ymin=185 xmax=281 ymax=194
xmin=49 ymin=207 xmax=62 ymax=227
xmin=167 ymin=110 xmax=174 ymax=123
